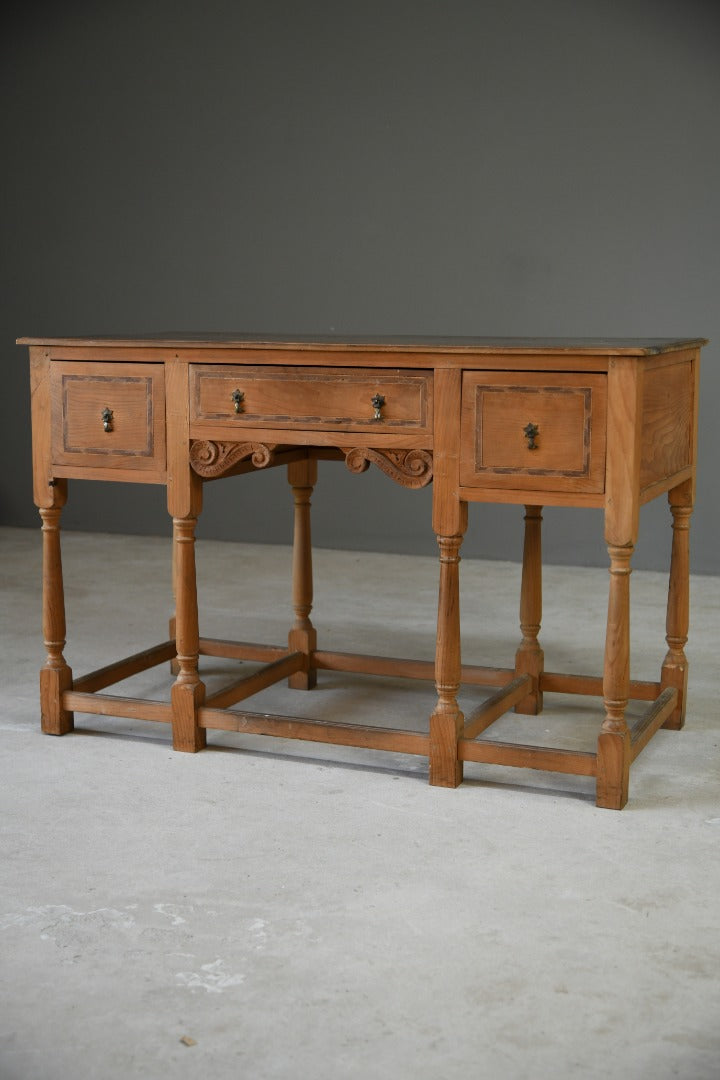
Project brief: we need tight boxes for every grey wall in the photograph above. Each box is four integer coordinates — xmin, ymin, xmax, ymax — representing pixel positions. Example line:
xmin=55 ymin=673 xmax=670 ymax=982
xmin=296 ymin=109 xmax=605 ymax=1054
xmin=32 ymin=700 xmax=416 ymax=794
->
xmin=2 ymin=0 xmax=719 ymax=571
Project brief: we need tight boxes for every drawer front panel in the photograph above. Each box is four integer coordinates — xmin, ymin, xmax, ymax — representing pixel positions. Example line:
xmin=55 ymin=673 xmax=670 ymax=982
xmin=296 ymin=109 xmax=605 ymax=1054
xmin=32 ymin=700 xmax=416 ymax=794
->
xmin=51 ymin=362 xmax=166 ymax=473
xmin=460 ymin=372 xmax=607 ymax=492
xmin=189 ymin=366 xmax=432 ymax=433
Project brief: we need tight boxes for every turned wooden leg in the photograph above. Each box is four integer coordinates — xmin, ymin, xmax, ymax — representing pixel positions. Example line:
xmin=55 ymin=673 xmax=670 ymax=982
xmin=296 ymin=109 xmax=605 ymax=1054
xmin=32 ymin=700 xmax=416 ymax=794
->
xmin=661 ymin=491 xmax=693 ymax=729
xmin=287 ymin=458 xmax=318 ymax=690
xmin=171 ymin=517 xmax=206 ymax=752
xmin=39 ymin=507 xmax=74 ymax=734
xmin=430 ymin=534 xmax=464 ymax=787
xmin=169 ymin=527 xmax=180 ymax=674
xmin=597 ymin=543 xmax=633 ymax=809
xmin=515 ymin=505 xmax=544 ymax=714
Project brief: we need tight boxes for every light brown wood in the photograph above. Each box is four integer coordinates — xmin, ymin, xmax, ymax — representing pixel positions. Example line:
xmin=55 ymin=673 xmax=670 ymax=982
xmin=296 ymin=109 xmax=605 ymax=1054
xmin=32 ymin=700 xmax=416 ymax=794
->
xmin=313 ymin=649 xmax=513 ymax=687
xmin=73 ymin=640 xmax=177 ymax=693
xmin=515 ymin=506 xmax=544 ymax=713
xmin=166 ymin=364 xmax=207 ymax=749
xmin=287 ymin=456 xmax=318 ymax=689
xmin=661 ymin=491 xmax=692 ymax=729
xmin=431 ymin=367 xmax=467 ymax=538
xmin=198 ymin=707 xmax=430 ymax=756
xmin=191 ymin=424 xmax=432 ymax=451
xmin=460 ymin=372 xmax=607 ymax=493
xmin=429 ymin=366 xmax=467 ymax=787
xmin=598 ymin=544 xmax=633 ymax=809
xmin=63 ymin=692 xmax=172 ymax=724
xmin=604 ymin=358 xmax=643 ymax=547
xmin=640 ymin=359 xmax=693 ymax=492
xmin=30 ymin=349 xmax=59 ymax=508
xmin=204 ymin=653 xmax=304 ymax=710
xmin=540 ymin=672 xmax=660 ymax=701
xmin=459 ymin=739 xmax=597 ymax=777
xmin=22 ymin=335 xmax=704 ymax=808
xmin=198 ymin=638 xmax=288 ymax=662
xmin=190 ymin=365 xmax=433 ymax=434
xmin=165 ymin=360 xmax=202 ymax=520
xmin=170 ymin=517 xmax=206 ymax=752
xmin=597 ymin=357 xmax=644 ymax=809
xmin=191 ymin=445 xmax=311 ymax=482
xmin=630 ymin=688 xmax=678 ymax=761
xmin=463 ymin=676 xmax=532 ymax=740
xmin=39 ymin=506 xmax=74 ymax=735
xmin=638 ymin=467 xmax=694 ymax=506
xmin=655 ymin=346 xmax=699 ymax=731
xmin=343 ymin=447 xmax=433 ymax=488
xmin=169 ymin=544 xmax=179 ymax=675
xmin=597 ymin=727 xmax=631 ymax=809
xmin=49 ymin=463 xmax=168 ymax=485
xmin=430 ymin=534 xmax=465 ymax=787
xmin=49 ymin=361 xmax=166 ymax=479
xmin=458 ymin=485 xmax=606 ymax=508
xmin=601 ymin=545 xmax=634 ymax=736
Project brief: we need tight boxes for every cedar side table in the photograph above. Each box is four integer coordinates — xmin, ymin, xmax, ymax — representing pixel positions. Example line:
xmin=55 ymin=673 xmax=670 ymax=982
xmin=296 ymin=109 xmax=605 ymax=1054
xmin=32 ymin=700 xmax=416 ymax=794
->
xmin=21 ymin=334 xmax=705 ymax=809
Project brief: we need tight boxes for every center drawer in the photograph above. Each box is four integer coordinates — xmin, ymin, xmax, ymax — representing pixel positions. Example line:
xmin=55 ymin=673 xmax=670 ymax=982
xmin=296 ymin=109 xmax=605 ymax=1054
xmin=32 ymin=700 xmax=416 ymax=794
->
xmin=189 ymin=365 xmax=433 ymax=434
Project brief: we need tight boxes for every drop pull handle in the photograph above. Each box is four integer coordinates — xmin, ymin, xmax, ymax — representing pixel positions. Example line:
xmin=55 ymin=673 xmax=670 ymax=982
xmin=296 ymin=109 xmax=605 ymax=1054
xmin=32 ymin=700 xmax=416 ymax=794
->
xmin=523 ymin=422 xmax=539 ymax=450
xmin=231 ymin=389 xmax=245 ymax=414
xmin=371 ymin=393 xmax=386 ymax=421
xmin=101 ymin=407 xmax=113 ymax=433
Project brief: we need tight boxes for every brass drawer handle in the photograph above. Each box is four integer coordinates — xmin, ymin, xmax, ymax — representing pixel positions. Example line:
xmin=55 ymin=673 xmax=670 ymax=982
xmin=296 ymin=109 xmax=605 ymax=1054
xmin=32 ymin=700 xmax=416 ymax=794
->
xmin=101 ymin=407 xmax=114 ymax=433
xmin=523 ymin=422 xmax=539 ymax=450
xmin=231 ymin=389 xmax=245 ymax=414
xmin=371 ymin=393 xmax=386 ymax=421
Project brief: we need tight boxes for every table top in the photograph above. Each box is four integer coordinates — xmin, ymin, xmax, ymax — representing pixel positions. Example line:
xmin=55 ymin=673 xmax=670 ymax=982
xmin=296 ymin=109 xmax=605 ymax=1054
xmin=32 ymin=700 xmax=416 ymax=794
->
xmin=17 ymin=333 xmax=707 ymax=355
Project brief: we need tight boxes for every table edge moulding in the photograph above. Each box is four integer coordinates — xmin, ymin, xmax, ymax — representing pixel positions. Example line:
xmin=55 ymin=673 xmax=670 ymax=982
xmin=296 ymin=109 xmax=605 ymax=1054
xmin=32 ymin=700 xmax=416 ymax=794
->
xmin=20 ymin=334 xmax=707 ymax=809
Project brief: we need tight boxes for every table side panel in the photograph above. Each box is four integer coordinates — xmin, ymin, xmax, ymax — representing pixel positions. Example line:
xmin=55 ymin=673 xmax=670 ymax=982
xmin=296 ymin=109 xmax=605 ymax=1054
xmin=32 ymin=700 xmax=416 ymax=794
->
xmin=640 ymin=357 xmax=695 ymax=494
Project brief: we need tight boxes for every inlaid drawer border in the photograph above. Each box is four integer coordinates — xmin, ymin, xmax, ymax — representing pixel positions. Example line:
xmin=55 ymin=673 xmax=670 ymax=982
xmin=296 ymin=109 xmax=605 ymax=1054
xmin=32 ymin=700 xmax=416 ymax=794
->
xmin=473 ymin=384 xmax=593 ymax=479
xmin=59 ymin=373 xmax=156 ymax=458
xmin=189 ymin=365 xmax=433 ymax=432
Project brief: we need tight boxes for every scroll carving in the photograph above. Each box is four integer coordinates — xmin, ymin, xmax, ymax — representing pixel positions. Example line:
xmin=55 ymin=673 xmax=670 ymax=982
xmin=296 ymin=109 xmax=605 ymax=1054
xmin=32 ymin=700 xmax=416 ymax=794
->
xmin=343 ymin=447 xmax=433 ymax=489
xmin=190 ymin=440 xmax=277 ymax=478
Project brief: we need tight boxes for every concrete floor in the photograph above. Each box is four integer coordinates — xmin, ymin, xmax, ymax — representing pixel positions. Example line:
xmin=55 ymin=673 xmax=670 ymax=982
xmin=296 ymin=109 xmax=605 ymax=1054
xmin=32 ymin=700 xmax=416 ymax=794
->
xmin=1 ymin=524 xmax=719 ymax=1079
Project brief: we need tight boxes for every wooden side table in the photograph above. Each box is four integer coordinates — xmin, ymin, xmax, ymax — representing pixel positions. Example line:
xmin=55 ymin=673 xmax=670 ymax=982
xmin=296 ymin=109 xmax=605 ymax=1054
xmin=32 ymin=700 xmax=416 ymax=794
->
xmin=21 ymin=334 xmax=705 ymax=808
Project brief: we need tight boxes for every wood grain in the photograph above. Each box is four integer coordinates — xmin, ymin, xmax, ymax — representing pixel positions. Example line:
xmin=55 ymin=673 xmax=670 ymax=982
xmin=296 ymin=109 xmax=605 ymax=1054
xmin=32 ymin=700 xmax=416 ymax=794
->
xmin=190 ymin=365 xmax=432 ymax=433
xmin=170 ymin=516 xmax=206 ymax=752
xmin=661 ymin=496 xmax=692 ymax=729
xmin=515 ymin=506 xmax=544 ymax=713
xmin=21 ymin=335 xmax=704 ymax=808
xmin=463 ymin=676 xmax=532 ymax=739
xmin=640 ymin=360 xmax=692 ymax=491
xmin=39 ymin=506 xmax=73 ymax=735
xmin=49 ymin=361 xmax=166 ymax=479
xmin=204 ymin=653 xmax=304 ymax=710
xmin=287 ymin=456 xmax=318 ymax=689
xmin=460 ymin=372 xmax=607 ymax=493
xmin=198 ymin=707 xmax=430 ymax=756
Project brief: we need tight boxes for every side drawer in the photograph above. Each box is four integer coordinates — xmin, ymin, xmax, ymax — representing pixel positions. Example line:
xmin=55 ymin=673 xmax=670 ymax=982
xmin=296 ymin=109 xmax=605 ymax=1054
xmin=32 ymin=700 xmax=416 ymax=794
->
xmin=460 ymin=372 xmax=607 ymax=493
xmin=189 ymin=365 xmax=433 ymax=434
xmin=50 ymin=362 xmax=166 ymax=475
